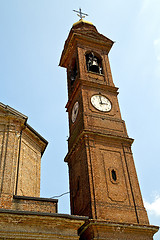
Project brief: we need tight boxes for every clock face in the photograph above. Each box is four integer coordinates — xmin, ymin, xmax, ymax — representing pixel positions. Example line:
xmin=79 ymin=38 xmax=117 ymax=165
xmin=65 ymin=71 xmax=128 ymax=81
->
xmin=91 ymin=95 xmax=112 ymax=112
xmin=71 ymin=101 xmax=79 ymax=123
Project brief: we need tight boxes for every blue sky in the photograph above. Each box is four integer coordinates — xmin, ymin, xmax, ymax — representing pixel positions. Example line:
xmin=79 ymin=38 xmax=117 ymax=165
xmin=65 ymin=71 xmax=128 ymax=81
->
xmin=0 ymin=1 xmax=160 ymax=239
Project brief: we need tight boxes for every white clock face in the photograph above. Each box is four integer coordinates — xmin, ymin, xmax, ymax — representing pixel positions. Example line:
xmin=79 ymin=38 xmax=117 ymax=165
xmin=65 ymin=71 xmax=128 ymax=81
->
xmin=71 ymin=101 xmax=79 ymax=123
xmin=91 ymin=95 xmax=112 ymax=112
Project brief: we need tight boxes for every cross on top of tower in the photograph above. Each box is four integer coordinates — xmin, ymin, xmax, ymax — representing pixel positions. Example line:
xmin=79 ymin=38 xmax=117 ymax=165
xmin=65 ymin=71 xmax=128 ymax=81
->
xmin=73 ymin=8 xmax=88 ymax=20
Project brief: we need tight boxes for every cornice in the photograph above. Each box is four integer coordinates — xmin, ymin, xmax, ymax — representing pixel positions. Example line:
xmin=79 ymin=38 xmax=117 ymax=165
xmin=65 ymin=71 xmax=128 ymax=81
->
xmin=78 ymin=219 xmax=159 ymax=236
xmin=65 ymin=78 xmax=119 ymax=111
xmin=59 ymin=26 xmax=114 ymax=68
xmin=64 ymin=130 xmax=134 ymax=163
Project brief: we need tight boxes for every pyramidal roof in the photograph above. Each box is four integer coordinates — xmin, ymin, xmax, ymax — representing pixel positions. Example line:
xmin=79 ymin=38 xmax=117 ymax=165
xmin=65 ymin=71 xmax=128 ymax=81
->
xmin=59 ymin=20 xmax=114 ymax=68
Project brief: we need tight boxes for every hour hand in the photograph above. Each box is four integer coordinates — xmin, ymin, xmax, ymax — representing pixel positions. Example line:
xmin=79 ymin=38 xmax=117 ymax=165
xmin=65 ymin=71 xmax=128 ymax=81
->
xmin=101 ymin=101 xmax=108 ymax=105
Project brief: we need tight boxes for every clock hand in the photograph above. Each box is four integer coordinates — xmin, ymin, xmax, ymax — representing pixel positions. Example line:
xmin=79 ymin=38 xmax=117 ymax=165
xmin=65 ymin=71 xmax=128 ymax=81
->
xmin=74 ymin=109 xmax=78 ymax=114
xmin=99 ymin=95 xmax=102 ymax=104
xmin=101 ymin=102 xmax=108 ymax=105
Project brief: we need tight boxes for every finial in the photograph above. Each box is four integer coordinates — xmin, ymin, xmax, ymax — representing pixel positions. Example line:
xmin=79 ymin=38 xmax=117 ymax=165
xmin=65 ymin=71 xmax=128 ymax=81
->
xmin=73 ymin=8 xmax=88 ymax=20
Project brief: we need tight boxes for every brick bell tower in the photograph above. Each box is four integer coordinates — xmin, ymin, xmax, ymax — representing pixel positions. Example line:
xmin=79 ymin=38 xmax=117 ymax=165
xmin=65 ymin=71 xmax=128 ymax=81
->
xmin=59 ymin=18 xmax=158 ymax=240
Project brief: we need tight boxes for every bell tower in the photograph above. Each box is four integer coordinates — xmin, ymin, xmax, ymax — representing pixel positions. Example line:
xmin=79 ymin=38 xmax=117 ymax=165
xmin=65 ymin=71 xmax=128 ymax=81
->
xmin=59 ymin=18 xmax=158 ymax=240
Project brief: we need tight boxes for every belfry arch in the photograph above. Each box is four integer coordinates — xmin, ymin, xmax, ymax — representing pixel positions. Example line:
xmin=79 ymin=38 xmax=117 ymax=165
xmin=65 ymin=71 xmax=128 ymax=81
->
xmin=85 ymin=51 xmax=103 ymax=74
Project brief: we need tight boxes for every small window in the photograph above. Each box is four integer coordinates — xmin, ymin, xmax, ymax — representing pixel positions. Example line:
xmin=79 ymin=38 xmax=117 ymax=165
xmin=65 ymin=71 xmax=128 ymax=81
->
xmin=86 ymin=52 xmax=103 ymax=74
xmin=111 ymin=169 xmax=117 ymax=182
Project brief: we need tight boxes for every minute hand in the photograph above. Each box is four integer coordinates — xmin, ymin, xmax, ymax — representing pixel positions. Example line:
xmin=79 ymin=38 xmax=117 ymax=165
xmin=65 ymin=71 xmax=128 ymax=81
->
xmin=99 ymin=96 xmax=103 ymax=104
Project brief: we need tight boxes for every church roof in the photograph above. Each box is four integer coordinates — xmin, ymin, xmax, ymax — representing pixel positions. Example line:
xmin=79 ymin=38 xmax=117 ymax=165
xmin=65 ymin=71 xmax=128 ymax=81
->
xmin=0 ymin=102 xmax=28 ymax=121
xmin=0 ymin=102 xmax=48 ymax=154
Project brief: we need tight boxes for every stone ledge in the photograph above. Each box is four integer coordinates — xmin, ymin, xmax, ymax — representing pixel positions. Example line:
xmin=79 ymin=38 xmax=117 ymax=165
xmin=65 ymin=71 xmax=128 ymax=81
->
xmin=11 ymin=195 xmax=58 ymax=213
xmin=13 ymin=195 xmax=58 ymax=203
xmin=0 ymin=210 xmax=88 ymax=239
xmin=78 ymin=219 xmax=159 ymax=240
xmin=0 ymin=208 xmax=89 ymax=220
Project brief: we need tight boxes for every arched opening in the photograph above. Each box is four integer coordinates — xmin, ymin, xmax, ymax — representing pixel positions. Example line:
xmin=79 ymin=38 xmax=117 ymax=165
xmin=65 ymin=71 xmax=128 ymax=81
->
xmin=68 ymin=60 xmax=77 ymax=86
xmin=85 ymin=52 xmax=103 ymax=74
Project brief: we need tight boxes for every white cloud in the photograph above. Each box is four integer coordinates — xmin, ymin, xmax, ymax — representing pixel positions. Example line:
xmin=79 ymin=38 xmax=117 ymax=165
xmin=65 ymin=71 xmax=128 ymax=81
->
xmin=144 ymin=195 xmax=160 ymax=216
xmin=153 ymin=38 xmax=160 ymax=78
xmin=139 ymin=0 xmax=160 ymax=33
xmin=140 ymin=0 xmax=160 ymax=15
xmin=154 ymin=38 xmax=160 ymax=62
xmin=154 ymin=39 xmax=160 ymax=46
xmin=140 ymin=0 xmax=150 ymax=15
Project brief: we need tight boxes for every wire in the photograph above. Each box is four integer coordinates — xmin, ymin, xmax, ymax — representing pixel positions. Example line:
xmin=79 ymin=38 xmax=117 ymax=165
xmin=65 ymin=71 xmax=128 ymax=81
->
xmin=50 ymin=191 xmax=70 ymax=199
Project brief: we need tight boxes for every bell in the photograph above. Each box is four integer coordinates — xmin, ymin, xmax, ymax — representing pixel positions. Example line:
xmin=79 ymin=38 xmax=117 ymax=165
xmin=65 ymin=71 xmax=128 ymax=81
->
xmin=89 ymin=57 xmax=99 ymax=73
xmin=92 ymin=58 xmax=98 ymax=66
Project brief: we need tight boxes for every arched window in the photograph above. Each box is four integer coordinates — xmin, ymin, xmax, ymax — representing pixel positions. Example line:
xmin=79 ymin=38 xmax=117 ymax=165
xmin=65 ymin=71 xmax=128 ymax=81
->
xmin=69 ymin=60 xmax=77 ymax=85
xmin=86 ymin=52 xmax=103 ymax=74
